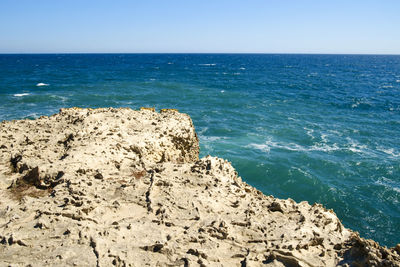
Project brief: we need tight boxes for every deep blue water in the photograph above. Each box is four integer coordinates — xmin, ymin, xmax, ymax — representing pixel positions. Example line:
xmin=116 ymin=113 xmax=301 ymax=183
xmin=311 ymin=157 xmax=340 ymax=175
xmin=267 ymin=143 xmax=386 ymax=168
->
xmin=1 ymin=54 xmax=399 ymax=247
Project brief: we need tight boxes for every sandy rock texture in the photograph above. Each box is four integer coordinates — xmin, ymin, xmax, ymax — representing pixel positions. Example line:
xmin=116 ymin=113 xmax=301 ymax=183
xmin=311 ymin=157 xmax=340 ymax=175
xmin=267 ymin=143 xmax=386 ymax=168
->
xmin=0 ymin=107 xmax=399 ymax=266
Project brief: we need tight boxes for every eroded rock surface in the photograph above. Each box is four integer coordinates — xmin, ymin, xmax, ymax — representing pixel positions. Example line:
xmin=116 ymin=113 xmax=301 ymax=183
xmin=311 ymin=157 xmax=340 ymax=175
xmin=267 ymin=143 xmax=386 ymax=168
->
xmin=0 ymin=107 xmax=399 ymax=266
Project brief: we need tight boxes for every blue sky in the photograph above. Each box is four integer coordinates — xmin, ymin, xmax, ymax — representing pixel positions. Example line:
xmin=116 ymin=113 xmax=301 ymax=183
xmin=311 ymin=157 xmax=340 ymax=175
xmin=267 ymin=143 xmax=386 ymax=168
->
xmin=1 ymin=0 xmax=399 ymax=54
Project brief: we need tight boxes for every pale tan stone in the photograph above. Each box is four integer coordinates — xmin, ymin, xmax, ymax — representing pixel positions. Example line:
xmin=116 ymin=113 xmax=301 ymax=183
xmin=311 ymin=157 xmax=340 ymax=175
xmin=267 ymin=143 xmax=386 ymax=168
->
xmin=0 ymin=108 xmax=398 ymax=266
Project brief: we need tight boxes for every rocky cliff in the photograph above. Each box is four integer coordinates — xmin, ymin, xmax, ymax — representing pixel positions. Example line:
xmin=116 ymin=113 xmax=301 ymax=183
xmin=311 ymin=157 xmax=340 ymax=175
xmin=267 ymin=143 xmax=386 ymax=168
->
xmin=0 ymin=107 xmax=399 ymax=266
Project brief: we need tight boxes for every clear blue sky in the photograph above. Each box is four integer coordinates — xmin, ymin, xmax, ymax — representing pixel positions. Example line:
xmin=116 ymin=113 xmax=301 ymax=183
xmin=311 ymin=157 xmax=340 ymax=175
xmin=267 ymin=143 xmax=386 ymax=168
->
xmin=1 ymin=0 xmax=399 ymax=54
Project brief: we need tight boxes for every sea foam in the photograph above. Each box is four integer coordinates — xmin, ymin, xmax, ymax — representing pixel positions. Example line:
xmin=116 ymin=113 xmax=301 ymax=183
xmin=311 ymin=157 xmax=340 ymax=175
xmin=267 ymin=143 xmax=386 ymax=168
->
xmin=377 ymin=147 xmax=400 ymax=158
xmin=13 ymin=93 xmax=30 ymax=97
xmin=36 ymin=83 xmax=49 ymax=87
xmin=248 ymin=136 xmax=374 ymax=154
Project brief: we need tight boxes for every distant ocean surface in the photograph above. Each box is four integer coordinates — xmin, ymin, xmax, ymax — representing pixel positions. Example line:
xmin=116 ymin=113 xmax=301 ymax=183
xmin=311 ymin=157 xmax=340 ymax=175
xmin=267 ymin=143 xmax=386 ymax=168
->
xmin=1 ymin=54 xmax=399 ymax=247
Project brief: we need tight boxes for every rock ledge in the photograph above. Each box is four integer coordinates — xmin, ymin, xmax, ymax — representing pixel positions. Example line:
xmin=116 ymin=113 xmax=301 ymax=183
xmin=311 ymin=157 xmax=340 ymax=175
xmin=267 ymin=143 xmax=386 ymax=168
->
xmin=0 ymin=108 xmax=399 ymax=266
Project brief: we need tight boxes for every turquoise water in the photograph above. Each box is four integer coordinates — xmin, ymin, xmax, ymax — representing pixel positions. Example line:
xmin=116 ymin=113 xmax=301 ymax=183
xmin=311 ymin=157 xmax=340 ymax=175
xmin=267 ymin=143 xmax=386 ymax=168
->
xmin=1 ymin=54 xmax=399 ymax=247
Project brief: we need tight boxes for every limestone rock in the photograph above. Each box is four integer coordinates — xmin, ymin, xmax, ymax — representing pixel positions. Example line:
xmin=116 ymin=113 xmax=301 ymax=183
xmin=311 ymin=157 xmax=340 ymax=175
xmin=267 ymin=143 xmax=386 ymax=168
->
xmin=0 ymin=107 xmax=398 ymax=266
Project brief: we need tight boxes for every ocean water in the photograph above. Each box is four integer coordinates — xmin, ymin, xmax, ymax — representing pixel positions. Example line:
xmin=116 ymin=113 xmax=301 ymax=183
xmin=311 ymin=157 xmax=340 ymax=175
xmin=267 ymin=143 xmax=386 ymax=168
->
xmin=1 ymin=54 xmax=399 ymax=247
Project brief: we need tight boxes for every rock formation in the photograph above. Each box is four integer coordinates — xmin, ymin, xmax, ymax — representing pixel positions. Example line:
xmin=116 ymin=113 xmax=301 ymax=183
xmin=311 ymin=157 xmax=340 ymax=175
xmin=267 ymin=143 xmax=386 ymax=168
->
xmin=0 ymin=107 xmax=399 ymax=266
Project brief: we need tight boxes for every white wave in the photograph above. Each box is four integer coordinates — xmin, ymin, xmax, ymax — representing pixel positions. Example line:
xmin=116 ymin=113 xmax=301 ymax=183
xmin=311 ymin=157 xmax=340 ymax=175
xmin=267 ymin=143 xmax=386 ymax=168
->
xmin=346 ymin=138 xmax=372 ymax=155
xmin=248 ymin=136 xmax=371 ymax=154
xmin=310 ymin=143 xmax=340 ymax=152
xmin=290 ymin=166 xmax=312 ymax=177
xmin=200 ymin=135 xmax=228 ymax=143
xmin=248 ymin=139 xmax=303 ymax=153
xmin=36 ymin=83 xmax=49 ymax=87
xmin=239 ymin=67 xmax=246 ymax=70
xmin=220 ymin=90 xmax=225 ymax=93
xmin=13 ymin=93 xmax=30 ymax=97
xmin=271 ymin=142 xmax=304 ymax=152
xmin=304 ymin=127 xmax=315 ymax=139
xmin=149 ymin=78 xmax=156 ymax=81
xmin=351 ymin=100 xmax=362 ymax=108
xmin=377 ymin=147 xmax=400 ymax=157
xmin=348 ymin=146 xmax=364 ymax=153
xmin=201 ymin=136 xmax=221 ymax=142
xmin=396 ymin=80 xmax=400 ymax=83
xmin=381 ymin=85 xmax=393 ymax=88
xmin=198 ymin=63 xmax=216 ymax=66
xmin=252 ymin=140 xmax=339 ymax=153
xmin=248 ymin=143 xmax=271 ymax=153
xmin=328 ymin=129 xmax=342 ymax=136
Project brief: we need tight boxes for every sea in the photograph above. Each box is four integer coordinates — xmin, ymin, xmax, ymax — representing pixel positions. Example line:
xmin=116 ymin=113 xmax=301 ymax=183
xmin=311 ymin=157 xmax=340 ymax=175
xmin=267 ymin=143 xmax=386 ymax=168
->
xmin=0 ymin=54 xmax=399 ymax=247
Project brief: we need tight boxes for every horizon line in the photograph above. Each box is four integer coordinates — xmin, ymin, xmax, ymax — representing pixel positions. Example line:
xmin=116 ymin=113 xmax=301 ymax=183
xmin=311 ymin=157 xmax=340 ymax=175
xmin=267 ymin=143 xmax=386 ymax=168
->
xmin=0 ymin=52 xmax=400 ymax=56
